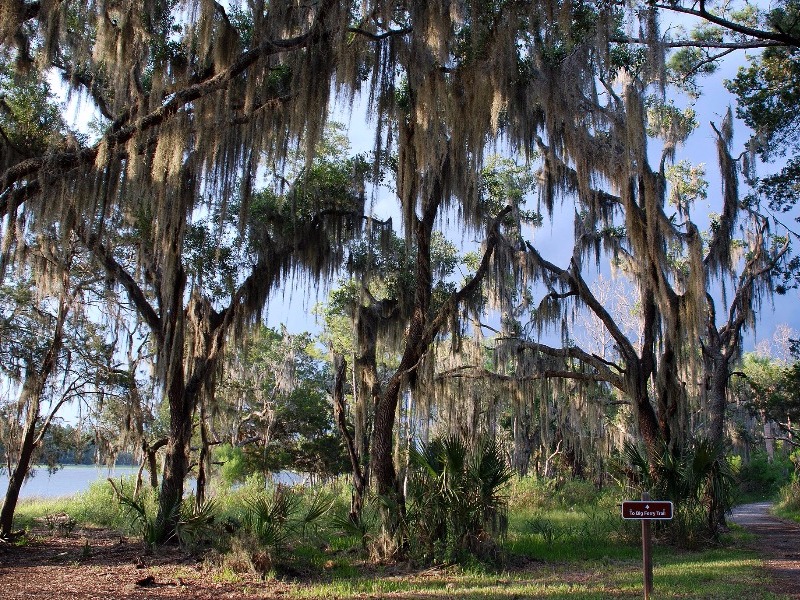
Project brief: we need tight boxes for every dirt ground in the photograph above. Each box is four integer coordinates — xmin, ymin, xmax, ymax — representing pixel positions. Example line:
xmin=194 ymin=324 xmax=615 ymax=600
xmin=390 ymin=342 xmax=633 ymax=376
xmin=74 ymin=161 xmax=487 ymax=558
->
xmin=730 ymin=503 xmax=800 ymax=598
xmin=1 ymin=504 xmax=798 ymax=599
xmin=0 ymin=526 xmax=291 ymax=599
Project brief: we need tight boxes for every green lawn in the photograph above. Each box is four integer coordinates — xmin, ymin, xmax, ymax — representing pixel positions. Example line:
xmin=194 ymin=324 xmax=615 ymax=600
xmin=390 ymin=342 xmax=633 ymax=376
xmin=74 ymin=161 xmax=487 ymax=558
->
xmin=288 ymin=548 xmax=782 ymax=599
xmin=9 ymin=478 xmax=794 ymax=599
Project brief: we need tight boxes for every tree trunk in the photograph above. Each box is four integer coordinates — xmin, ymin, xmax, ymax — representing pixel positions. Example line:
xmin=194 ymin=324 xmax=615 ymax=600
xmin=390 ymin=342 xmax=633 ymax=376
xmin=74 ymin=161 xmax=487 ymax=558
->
xmin=135 ymin=438 xmax=167 ymax=498
xmin=512 ymin=413 xmax=532 ymax=476
xmin=763 ymin=414 xmax=775 ymax=463
xmin=0 ymin=380 xmax=41 ymax=537
xmin=1 ymin=286 xmax=69 ymax=538
xmin=706 ymin=354 xmax=732 ymax=533
xmin=707 ymin=355 xmax=729 ymax=449
xmin=372 ymin=210 xmax=434 ymax=555
xmin=631 ymin=292 xmax=668 ymax=468
xmin=155 ymin=383 xmax=194 ymax=542
xmin=196 ymin=405 xmax=211 ymax=509
xmin=154 ymin=289 xmax=225 ymax=542
xmin=630 ymin=365 xmax=663 ymax=468
xmin=331 ymin=354 xmax=367 ymax=521
xmin=147 ymin=440 xmax=166 ymax=491
xmin=371 ymin=373 xmax=407 ymax=556
xmin=154 ymin=272 xmax=191 ymax=542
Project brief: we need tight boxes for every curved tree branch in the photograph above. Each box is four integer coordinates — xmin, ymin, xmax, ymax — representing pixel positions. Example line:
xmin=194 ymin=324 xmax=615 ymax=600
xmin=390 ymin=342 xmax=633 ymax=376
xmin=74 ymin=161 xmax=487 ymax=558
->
xmin=648 ymin=2 xmax=800 ymax=47
xmin=435 ymin=364 xmax=619 ymax=388
xmin=73 ymin=222 xmax=163 ymax=345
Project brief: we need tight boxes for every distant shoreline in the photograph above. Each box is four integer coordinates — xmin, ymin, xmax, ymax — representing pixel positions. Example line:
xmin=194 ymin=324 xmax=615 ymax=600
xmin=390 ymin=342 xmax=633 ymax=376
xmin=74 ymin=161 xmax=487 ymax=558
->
xmin=0 ymin=464 xmax=141 ymax=500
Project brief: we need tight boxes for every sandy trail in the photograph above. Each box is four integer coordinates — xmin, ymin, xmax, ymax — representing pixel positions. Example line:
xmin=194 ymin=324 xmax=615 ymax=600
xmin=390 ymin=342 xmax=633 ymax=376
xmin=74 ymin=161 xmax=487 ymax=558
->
xmin=730 ymin=502 xmax=800 ymax=597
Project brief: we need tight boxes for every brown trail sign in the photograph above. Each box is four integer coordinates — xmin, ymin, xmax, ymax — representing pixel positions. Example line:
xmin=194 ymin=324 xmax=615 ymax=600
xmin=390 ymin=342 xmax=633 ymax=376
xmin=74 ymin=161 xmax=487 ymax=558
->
xmin=622 ymin=500 xmax=674 ymax=520
xmin=622 ymin=494 xmax=673 ymax=600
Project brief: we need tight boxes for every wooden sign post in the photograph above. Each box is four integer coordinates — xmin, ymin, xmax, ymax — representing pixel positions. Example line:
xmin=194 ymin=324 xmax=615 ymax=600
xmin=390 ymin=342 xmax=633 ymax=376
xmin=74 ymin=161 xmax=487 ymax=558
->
xmin=621 ymin=493 xmax=673 ymax=600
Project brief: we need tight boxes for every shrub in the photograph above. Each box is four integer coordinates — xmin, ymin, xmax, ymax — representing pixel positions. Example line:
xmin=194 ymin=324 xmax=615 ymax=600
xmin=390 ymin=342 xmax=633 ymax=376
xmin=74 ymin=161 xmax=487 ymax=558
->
xmin=108 ymin=479 xmax=163 ymax=550
xmin=241 ymin=485 xmax=335 ymax=564
xmin=213 ymin=444 xmax=251 ymax=488
xmin=176 ymin=497 xmax=219 ymax=553
xmin=406 ymin=435 xmax=512 ymax=564
xmin=623 ymin=439 xmax=735 ymax=548
xmin=329 ymin=494 xmax=380 ymax=553
xmin=106 ymin=478 xmax=219 ymax=552
xmin=69 ymin=476 xmax=139 ymax=529
xmin=775 ymin=481 xmax=800 ymax=522
xmin=736 ymin=451 xmax=793 ymax=500
xmin=508 ymin=477 xmax=563 ymax=512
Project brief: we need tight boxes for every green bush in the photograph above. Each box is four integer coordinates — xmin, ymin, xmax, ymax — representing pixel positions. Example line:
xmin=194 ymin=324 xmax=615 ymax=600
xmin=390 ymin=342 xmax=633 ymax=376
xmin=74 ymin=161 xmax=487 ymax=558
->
xmin=328 ymin=494 xmax=380 ymax=553
xmin=552 ymin=479 xmax=604 ymax=508
xmin=406 ymin=435 xmax=512 ymax=564
xmin=212 ymin=471 xmax=268 ymax=519
xmin=213 ymin=444 xmax=251 ymax=488
xmin=74 ymin=476 xmax=145 ymax=528
xmin=775 ymin=481 xmax=800 ymax=522
xmin=107 ymin=478 xmax=164 ymax=550
xmin=176 ymin=497 xmax=219 ymax=552
xmin=736 ymin=451 xmax=793 ymax=500
xmin=243 ymin=486 xmax=334 ymax=549
xmin=508 ymin=476 xmax=606 ymax=512
xmin=623 ymin=439 xmax=735 ymax=548
xmin=508 ymin=476 xmax=556 ymax=511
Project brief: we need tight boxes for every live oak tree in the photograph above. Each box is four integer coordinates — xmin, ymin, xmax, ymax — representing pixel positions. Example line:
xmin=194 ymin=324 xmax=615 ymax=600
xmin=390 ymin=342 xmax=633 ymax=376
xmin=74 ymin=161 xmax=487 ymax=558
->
xmin=320 ymin=226 xmax=486 ymax=522
xmin=402 ymin=1 xmax=797 ymax=536
xmin=213 ymin=325 xmax=348 ymax=481
xmin=0 ymin=0 xmax=369 ymax=541
xmin=81 ymin=143 xmax=367 ymax=538
xmin=0 ymin=50 xmax=115 ymax=538
xmin=732 ymin=351 xmax=800 ymax=460
xmin=725 ymin=2 xmax=800 ymax=237
xmin=0 ymin=239 xmax=118 ymax=537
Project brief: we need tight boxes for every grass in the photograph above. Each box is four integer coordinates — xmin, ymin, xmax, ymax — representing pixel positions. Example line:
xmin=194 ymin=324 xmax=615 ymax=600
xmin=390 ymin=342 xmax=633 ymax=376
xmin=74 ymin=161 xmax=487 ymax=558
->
xmin=12 ymin=475 xmax=151 ymax=532
xmin=283 ymin=481 xmax=791 ymax=599
xmin=9 ymin=475 xmax=797 ymax=599
xmin=288 ymin=548 xmax=783 ymax=599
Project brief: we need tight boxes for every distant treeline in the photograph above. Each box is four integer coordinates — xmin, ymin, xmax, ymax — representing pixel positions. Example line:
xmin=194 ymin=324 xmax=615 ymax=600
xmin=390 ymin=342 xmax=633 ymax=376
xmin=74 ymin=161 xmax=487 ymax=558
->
xmin=0 ymin=423 xmax=135 ymax=469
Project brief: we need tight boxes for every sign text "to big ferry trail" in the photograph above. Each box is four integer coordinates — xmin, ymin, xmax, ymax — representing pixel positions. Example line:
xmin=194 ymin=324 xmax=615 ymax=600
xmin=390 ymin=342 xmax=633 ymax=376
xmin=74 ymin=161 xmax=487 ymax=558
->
xmin=621 ymin=501 xmax=673 ymax=520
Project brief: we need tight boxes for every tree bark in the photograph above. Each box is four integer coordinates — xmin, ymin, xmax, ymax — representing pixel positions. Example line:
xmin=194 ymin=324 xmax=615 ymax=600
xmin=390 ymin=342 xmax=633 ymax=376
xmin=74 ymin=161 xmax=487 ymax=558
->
xmin=1 ymin=283 xmax=69 ymax=538
xmin=331 ymin=354 xmax=367 ymax=521
xmin=196 ymin=405 xmax=211 ymax=510
xmin=372 ymin=211 xmax=434 ymax=547
xmin=0 ymin=379 xmax=41 ymax=537
xmin=153 ymin=262 xmax=190 ymax=542
xmin=352 ymin=298 xmax=396 ymax=493
xmin=134 ymin=438 xmax=167 ymax=498
xmin=707 ymin=354 xmax=729 ymax=448
xmin=764 ymin=416 xmax=775 ymax=463
xmin=512 ymin=412 xmax=533 ymax=476
xmin=147 ymin=439 xmax=167 ymax=490
xmin=155 ymin=374 xmax=194 ymax=541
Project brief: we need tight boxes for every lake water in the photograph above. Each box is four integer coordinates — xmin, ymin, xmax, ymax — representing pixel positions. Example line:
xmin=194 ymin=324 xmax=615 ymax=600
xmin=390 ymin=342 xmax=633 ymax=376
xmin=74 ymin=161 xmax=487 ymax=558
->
xmin=0 ymin=465 xmax=307 ymax=499
xmin=0 ymin=465 xmax=141 ymax=499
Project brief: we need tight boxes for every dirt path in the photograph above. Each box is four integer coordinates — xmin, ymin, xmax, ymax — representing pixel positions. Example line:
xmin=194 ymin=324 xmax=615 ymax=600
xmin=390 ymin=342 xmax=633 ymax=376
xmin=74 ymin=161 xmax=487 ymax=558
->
xmin=0 ymin=527 xmax=288 ymax=599
xmin=730 ymin=503 xmax=800 ymax=597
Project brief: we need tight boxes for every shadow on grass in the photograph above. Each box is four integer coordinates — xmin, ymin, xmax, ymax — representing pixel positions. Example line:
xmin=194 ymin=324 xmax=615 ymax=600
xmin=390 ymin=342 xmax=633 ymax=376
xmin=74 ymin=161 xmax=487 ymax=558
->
xmin=288 ymin=545 xmax=786 ymax=600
